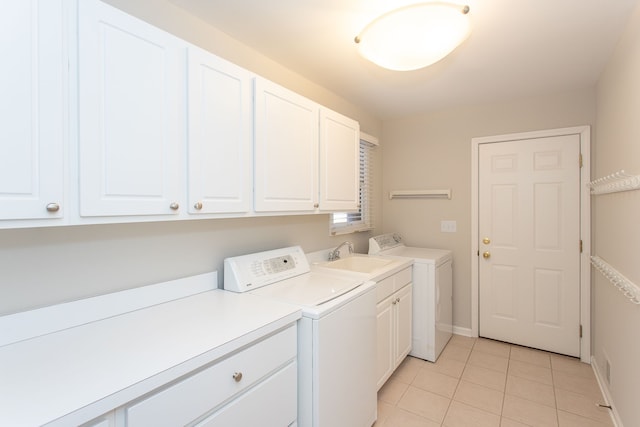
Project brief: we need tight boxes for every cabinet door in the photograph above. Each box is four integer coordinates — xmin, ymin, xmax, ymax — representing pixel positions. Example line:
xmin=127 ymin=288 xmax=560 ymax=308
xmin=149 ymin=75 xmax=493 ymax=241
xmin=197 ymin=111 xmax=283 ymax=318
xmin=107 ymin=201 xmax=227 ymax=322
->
xmin=319 ymin=108 xmax=359 ymax=211
xmin=376 ymin=295 xmax=394 ymax=390
xmin=0 ymin=1 xmax=65 ymax=221
xmin=78 ymin=0 xmax=185 ymax=217
xmin=254 ymin=78 xmax=319 ymax=212
xmin=187 ymin=47 xmax=253 ymax=214
xmin=395 ymin=283 xmax=413 ymax=367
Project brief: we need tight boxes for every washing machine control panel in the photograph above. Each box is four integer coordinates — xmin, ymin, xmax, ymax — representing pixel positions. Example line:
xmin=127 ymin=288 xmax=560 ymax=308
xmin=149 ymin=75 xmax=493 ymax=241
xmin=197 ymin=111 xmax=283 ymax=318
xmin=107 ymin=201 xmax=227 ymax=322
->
xmin=224 ymin=246 xmax=309 ymax=292
xmin=368 ymin=233 xmax=404 ymax=254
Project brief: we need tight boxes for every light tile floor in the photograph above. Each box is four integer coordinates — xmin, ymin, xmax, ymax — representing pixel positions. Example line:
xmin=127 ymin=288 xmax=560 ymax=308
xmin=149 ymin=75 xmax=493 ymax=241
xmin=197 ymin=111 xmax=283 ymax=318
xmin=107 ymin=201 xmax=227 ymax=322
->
xmin=375 ymin=335 xmax=614 ymax=427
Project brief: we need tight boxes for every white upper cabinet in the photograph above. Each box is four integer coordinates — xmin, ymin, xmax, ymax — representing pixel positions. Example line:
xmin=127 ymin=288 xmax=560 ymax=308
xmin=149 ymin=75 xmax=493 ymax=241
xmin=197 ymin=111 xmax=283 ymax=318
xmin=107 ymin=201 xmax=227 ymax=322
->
xmin=78 ymin=0 xmax=186 ymax=217
xmin=254 ymin=78 xmax=319 ymax=212
xmin=319 ymin=108 xmax=359 ymax=212
xmin=0 ymin=1 xmax=65 ymax=222
xmin=187 ymin=47 xmax=253 ymax=215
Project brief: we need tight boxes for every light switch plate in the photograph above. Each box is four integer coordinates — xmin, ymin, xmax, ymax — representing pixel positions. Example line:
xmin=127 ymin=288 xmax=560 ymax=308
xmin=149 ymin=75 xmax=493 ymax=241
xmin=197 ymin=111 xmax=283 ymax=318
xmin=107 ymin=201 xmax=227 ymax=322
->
xmin=441 ymin=220 xmax=457 ymax=233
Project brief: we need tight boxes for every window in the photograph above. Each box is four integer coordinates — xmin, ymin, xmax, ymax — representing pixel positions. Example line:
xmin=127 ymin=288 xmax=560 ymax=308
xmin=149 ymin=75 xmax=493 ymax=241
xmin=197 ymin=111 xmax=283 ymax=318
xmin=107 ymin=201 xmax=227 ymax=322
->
xmin=330 ymin=133 xmax=377 ymax=235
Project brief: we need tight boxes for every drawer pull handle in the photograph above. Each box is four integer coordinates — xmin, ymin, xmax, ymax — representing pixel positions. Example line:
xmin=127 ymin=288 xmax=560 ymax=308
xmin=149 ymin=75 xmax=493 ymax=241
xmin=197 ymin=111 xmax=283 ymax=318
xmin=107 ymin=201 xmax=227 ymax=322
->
xmin=46 ymin=203 xmax=60 ymax=212
xmin=232 ymin=372 xmax=243 ymax=382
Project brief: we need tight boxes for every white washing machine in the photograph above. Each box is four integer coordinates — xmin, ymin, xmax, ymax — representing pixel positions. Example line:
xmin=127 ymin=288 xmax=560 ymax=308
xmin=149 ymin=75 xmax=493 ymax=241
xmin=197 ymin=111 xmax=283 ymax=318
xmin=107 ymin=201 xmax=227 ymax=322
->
xmin=369 ymin=233 xmax=453 ymax=362
xmin=224 ymin=246 xmax=377 ymax=427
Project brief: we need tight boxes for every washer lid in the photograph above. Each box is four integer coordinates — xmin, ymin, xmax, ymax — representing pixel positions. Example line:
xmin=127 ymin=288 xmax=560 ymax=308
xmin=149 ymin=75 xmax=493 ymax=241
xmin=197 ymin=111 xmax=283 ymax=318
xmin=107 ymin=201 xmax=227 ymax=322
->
xmin=381 ymin=246 xmax=453 ymax=265
xmin=250 ymin=272 xmax=364 ymax=306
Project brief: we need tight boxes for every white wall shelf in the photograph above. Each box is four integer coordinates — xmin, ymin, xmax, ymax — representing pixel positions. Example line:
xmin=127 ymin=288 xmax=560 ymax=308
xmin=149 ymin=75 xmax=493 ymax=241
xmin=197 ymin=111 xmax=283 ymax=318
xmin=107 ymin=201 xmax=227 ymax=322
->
xmin=389 ymin=189 xmax=451 ymax=200
xmin=587 ymin=170 xmax=640 ymax=195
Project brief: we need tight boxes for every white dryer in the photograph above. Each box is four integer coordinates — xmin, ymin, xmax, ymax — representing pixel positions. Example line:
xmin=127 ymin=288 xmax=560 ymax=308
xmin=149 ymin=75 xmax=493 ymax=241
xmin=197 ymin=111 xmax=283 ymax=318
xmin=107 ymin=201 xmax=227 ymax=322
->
xmin=369 ymin=233 xmax=453 ymax=362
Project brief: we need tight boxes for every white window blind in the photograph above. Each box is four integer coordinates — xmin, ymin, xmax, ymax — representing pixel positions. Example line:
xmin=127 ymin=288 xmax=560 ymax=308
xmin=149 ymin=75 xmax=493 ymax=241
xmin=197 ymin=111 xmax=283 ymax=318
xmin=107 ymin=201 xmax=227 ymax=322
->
xmin=330 ymin=137 xmax=376 ymax=235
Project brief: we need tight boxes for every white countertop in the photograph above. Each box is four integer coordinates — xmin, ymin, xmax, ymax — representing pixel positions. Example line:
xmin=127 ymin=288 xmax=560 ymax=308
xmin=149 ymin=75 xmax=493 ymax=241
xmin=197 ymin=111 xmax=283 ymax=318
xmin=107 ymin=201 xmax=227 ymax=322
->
xmin=0 ymin=289 xmax=301 ymax=426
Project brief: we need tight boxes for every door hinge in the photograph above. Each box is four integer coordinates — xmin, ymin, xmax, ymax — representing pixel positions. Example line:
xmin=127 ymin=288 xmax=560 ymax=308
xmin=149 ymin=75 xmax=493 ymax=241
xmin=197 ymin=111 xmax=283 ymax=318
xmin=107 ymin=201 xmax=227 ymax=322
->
xmin=579 ymin=153 xmax=583 ymax=168
xmin=580 ymin=324 xmax=583 ymax=338
xmin=580 ymin=240 xmax=583 ymax=253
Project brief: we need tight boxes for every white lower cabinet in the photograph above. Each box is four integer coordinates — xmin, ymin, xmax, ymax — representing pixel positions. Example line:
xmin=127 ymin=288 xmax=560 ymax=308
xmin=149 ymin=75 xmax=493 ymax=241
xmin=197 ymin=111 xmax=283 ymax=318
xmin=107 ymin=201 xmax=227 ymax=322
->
xmin=80 ymin=412 xmax=116 ymax=427
xmin=122 ymin=325 xmax=297 ymax=427
xmin=376 ymin=268 xmax=413 ymax=390
xmin=193 ymin=363 xmax=296 ymax=427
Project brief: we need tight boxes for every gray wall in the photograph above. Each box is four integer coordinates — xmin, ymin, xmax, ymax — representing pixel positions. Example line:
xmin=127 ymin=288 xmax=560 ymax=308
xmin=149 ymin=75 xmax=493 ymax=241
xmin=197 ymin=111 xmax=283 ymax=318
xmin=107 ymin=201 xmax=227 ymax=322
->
xmin=593 ymin=1 xmax=640 ymax=425
xmin=381 ymin=90 xmax=596 ymax=331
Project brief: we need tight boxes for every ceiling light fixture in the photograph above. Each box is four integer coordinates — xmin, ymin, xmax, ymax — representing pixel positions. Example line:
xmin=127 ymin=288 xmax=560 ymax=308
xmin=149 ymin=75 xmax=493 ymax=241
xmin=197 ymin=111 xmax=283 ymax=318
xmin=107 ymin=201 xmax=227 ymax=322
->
xmin=354 ymin=2 xmax=471 ymax=71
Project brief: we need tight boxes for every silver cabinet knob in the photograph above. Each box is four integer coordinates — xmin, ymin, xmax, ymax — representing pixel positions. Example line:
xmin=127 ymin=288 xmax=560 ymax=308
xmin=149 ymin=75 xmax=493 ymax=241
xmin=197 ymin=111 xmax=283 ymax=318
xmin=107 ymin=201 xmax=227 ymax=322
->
xmin=46 ymin=203 xmax=60 ymax=212
xmin=169 ymin=202 xmax=179 ymax=210
xmin=194 ymin=201 xmax=203 ymax=210
xmin=313 ymin=203 xmax=319 ymax=208
xmin=232 ymin=372 xmax=243 ymax=382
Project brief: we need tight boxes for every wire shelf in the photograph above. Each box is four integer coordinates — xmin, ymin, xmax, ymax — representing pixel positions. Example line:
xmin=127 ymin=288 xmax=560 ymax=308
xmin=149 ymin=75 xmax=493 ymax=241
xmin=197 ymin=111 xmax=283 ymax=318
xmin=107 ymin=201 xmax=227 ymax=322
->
xmin=591 ymin=256 xmax=640 ymax=305
xmin=587 ymin=170 xmax=640 ymax=195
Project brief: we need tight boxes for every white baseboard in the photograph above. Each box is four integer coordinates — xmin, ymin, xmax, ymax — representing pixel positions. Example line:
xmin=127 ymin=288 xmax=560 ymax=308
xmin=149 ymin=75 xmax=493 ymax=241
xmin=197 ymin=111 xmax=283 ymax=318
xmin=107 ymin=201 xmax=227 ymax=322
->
xmin=453 ymin=325 xmax=474 ymax=337
xmin=591 ymin=355 xmax=623 ymax=427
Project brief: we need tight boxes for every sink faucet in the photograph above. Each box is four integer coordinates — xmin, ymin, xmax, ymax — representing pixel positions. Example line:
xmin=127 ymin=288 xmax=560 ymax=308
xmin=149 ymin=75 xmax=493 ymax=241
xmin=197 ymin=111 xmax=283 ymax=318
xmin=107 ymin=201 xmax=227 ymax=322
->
xmin=328 ymin=241 xmax=354 ymax=261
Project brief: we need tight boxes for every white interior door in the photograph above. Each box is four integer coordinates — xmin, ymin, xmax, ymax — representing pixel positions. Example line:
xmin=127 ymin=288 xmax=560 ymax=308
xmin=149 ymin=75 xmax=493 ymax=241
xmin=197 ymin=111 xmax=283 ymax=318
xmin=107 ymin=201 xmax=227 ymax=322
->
xmin=478 ymin=134 xmax=581 ymax=356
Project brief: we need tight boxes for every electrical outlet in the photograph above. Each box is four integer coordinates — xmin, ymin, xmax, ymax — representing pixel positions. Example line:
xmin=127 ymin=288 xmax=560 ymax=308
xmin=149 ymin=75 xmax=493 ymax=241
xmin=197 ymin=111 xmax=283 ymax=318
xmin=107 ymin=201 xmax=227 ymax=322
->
xmin=441 ymin=220 xmax=457 ymax=233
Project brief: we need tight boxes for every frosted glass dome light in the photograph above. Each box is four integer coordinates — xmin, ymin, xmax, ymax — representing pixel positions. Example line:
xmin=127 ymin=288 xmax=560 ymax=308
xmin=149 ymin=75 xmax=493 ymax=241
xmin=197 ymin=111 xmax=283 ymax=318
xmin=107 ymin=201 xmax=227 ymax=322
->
xmin=355 ymin=2 xmax=471 ymax=71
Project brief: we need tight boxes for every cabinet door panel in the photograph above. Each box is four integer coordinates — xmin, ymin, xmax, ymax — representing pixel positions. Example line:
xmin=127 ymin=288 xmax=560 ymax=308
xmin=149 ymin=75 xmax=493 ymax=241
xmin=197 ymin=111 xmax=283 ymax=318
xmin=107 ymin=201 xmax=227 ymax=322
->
xmin=376 ymin=296 xmax=394 ymax=390
xmin=319 ymin=108 xmax=359 ymax=211
xmin=254 ymin=78 xmax=318 ymax=212
xmin=0 ymin=1 xmax=64 ymax=220
xmin=396 ymin=284 xmax=413 ymax=367
xmin=78 ymin=0 xmax=184 ymax=217
xmin=187 ymin=47 xmax=253 ymax=214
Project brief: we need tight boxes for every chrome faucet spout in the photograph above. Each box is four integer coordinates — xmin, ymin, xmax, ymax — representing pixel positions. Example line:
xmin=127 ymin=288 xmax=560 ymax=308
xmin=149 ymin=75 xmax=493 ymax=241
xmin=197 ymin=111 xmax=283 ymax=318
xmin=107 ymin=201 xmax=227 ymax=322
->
xmin=328 ymin=241 xmax=354 ymax=261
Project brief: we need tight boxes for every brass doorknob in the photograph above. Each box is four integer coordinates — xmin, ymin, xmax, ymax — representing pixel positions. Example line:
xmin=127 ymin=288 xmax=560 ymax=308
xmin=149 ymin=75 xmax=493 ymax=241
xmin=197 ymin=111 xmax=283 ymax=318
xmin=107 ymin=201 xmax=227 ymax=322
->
xmin=482 ymin=237 xmax=491 ymax=245
xmin=483 ymin=251 xmax=491 ymax=259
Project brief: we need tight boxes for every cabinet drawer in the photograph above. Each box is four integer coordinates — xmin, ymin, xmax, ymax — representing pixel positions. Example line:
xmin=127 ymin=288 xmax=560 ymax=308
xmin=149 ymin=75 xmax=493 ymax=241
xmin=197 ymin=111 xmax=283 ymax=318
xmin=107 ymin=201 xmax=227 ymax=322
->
xmin=376 ymin=275 xmax=395 ymax=302
xmin=376 ymin=267 xmax=412 ymax=302
xmin=194 ymin=362 xmax=297 ymax=427
xmin=125 ymin=325 xmax=296 ymax=426
xmin=394 ymin=267 xmax=412 ymax=288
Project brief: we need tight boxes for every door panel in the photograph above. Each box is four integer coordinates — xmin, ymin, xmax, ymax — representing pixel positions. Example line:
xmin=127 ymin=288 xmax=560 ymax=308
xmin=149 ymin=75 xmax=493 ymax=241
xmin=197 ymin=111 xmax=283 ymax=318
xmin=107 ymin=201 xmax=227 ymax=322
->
xmin=79 ymin=0 xmax=184 ymax=216
xmin=0 ymin=1 xmax=65 ymax=220
xmin=479 ymin=135 xmax=581 ymax=356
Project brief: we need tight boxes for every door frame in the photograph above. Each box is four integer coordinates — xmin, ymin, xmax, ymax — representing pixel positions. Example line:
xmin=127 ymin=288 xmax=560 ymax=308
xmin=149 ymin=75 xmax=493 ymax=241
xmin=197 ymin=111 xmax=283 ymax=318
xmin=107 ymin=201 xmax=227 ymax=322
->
xmin=471 ymin=126 xmax=591 ymax=362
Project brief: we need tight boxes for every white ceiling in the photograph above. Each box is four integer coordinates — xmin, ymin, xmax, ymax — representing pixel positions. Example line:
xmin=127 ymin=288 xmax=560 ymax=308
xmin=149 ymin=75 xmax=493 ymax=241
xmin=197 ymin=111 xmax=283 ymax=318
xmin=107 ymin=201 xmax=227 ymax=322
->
xmin=169 ymin=0 xmax=638 ymax=119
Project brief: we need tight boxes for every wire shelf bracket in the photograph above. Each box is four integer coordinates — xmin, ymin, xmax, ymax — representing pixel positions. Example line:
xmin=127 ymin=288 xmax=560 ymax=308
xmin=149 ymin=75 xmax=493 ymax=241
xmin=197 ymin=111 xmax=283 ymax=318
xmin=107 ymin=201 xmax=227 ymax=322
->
xmin=587 ymin=170 xmax=640 ymax=195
